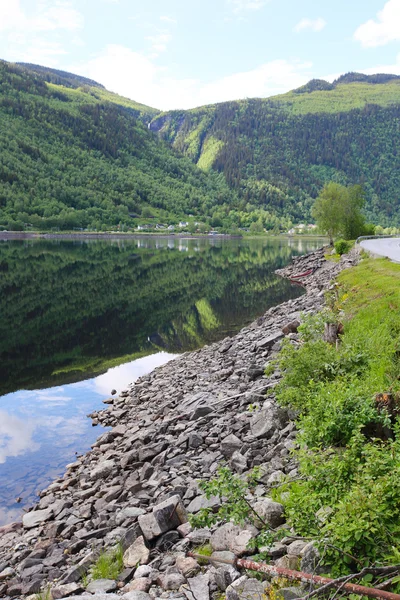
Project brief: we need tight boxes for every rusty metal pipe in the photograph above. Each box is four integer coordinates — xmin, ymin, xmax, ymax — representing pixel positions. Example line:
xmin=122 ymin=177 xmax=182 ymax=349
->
xmin=188 ymin=553 xmax=400 ymax=600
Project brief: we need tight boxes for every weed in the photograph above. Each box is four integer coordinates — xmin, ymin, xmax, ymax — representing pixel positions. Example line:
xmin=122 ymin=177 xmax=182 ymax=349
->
xmin=90 ymin=543 xmax=124 ymax=580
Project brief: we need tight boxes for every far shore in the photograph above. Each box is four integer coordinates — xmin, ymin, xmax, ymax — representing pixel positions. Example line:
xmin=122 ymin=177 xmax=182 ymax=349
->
xmin=0 ymin=230 xmax=327 ymax=242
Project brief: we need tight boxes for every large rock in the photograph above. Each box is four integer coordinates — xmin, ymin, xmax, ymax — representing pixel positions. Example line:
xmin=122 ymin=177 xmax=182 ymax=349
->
xmin=123 ymin=536 xmax=150 ymax=567
xmin=122 ymin=593 xmax=152 ymax=600
xmin=230 ymin=526 xmax=258 ymax=556
xmin=256 ymin=331 xmax=284 ymax=349
xmin=22 ymin=507 xmax=53 ymax=529
xmin=184 ymin=573 xmax=210 ymax=600
xmin=158 ymin=572 xmax=186 ymax=590
xmin=300 ymin=541 xmax=322 ymax=574
xmin=138 ymin=494 xmax=187 ymax=541
xmin=187 ymin=494 xmax=220 ymax=514
xmin=252 ymin=498 xmax=285 ymax=528
xmin=86 ymin=579 xmax=117 ymax=593
xmin=250 ymin=401 xmax=288 ymax=439
xmin=221 ymin=434 xmax=242 ymax=458
xmin=210 ymin=523 xmax=241 ymax=551
xmin=226 ymin=576 xmax=269 ymax=600
xmin=90 ymin=460 xmax=115 ymax=481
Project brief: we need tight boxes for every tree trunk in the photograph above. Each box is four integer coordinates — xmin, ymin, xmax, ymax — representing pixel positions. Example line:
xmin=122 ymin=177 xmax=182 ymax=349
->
xmin=323 ymin=322 xmax=338 ymax=344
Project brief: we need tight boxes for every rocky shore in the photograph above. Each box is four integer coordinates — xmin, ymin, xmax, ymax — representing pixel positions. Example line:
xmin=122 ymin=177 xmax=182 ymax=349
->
xmin=0 ymin=247 xmax=359 ymax=600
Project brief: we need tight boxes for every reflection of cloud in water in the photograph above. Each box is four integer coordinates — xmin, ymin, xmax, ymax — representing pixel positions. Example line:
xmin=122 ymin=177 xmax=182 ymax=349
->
xmin=0 ymin=410 xmax=40 ymax=464
xmin=93 ymin=352 xmax=178 ymax=396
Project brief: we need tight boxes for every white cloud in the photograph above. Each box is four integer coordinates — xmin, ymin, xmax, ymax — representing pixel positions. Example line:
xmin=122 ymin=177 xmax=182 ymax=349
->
xmin=0 ymin=0 xmax=83 ymax=33
xmin=354 ymin=0 xmax=400 ymax=47
xmin=0 ymin=410 xmax=40 ymax=464
xmin=11 ymin=39 xmax=68 ymax=66
xmin=160 ymin=15 xmax=177 ymax=24
xmin=146 ymin=32 xmax=172 ymax=54
xmin=227 ymin=0 xmax=269 ymax=15
xmin=294 ymin=17 xmax=326 ymax=32
xmin=0 ymin=0 xmax=25 ymax=31
xmin=70 ymin=45 xmax=313 ymax=110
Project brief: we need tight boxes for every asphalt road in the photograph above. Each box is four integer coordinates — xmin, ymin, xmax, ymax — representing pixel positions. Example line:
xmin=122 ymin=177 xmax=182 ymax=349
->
xmin=360 ymin=237 xmax=400 ymax=262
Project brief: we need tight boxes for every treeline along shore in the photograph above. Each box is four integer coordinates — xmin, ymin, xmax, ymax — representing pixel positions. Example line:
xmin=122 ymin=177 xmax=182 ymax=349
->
xmin=0 ymin=247 xmax=359 ymax=600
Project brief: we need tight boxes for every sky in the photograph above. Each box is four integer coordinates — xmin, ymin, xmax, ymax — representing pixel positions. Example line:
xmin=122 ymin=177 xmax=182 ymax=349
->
xmin=1 ymin=0 xmax=400 ymax=110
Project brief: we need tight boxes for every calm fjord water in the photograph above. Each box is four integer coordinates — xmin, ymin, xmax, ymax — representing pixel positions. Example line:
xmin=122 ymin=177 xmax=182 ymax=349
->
xmin=0 ymin=236 xmax=321 ymax=525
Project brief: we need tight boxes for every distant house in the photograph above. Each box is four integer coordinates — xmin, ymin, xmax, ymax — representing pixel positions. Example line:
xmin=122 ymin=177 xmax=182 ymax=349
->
xmin=179 ymin=221 xmax=189 ymax=228
xmin=167 ymin=225 xmax=175 ymax=231
xmin=155 ymin=224 xmax=167 ymax=230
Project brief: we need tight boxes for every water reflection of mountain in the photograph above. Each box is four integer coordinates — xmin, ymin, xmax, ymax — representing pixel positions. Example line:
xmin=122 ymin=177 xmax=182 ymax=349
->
xmin=0 ymin=237 xmax=320 ymax=395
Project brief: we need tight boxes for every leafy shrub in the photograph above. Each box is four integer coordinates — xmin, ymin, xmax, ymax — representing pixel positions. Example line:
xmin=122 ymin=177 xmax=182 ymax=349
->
xmin=334 ymin=239 xmax=351 ymax=255
xmin=276 ymin=429 xmax=400 ymax=575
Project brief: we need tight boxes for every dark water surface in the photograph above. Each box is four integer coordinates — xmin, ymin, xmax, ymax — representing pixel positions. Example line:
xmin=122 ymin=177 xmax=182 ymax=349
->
xmin=0 ymin=235 xmax=321 ymax=524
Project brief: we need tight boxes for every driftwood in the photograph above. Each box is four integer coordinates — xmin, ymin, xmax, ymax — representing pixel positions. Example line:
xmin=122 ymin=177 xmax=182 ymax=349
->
xmin=188 ymin=553 xmax=400 ymax=600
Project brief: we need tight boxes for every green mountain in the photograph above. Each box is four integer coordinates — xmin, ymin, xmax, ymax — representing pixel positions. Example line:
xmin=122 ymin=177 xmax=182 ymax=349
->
xmin=0 ymin=60 xmax=235 ymax=231
xmin=1 ymin=60 xmax=400 ymax=231
xmin=150 ymin=73 xmax=400 ymax=226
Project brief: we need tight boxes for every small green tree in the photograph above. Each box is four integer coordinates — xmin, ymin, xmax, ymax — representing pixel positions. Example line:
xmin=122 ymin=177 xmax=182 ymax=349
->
xmin=312 ymin=182 xmax=366 ymax=244
xmin=312 ymin=182 xmax=345 ymax=244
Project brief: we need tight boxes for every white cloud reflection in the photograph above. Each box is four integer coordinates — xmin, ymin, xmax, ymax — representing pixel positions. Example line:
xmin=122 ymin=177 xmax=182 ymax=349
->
xmin=0 ymin=410 xmax=40 ymax=464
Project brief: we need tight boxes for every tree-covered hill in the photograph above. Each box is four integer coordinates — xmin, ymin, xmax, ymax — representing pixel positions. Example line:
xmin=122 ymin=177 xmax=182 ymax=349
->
xmin=0 ymin=60 xmax=236 ymax=231
xmin=150 ymin=73 xmax=400 ymax=226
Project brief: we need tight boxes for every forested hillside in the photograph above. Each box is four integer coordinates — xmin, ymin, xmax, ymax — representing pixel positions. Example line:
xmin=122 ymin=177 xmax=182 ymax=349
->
xmin=0 ymin=61 xmax=235 ymax=231
xmin=2 ymin=60 xmax=400 ymax=231
xmin=151 ymin=73 xmax=400 ymax=226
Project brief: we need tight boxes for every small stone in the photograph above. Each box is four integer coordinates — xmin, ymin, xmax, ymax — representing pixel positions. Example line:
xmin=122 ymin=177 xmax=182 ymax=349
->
xmin=275 ymin=555 xmax=300 ymax=570
xmin=188 ymin=432 xmax=203 ymax=448
xmin=86 ymin=579 xmax=117 ymax=593
xmin=138 ymin=494 xmax=187 ymax=541
xmin=187 ymin=494 xmax=220 ymax=514
xmin=287 ymin=540 xmax=308 ymax=556
xmin=123 ymin=536 xmax=150 ymax=567
xmin=122 ymin=592 xmax=152 ymax=600
xmin=230 ymin=527 xmax=258 ymax=556
xmin=221 ymin=434 xmax=242 ymax=458
xmin=252 ymin=498 xmax=285 ymax=528
xmin=90 ymin=460 xmax=115 ymax=481
xmin=300 ymin=542 xmax=322 ymax=574
xmin=22 ymin=508 xmax=53 ymax=529
xmin=230 ymin=451 xmax=247 ymax=474
xmin=158 ymin=572 xmax=186 ymax=590
xmin=279 ymin=586 xmax=303 ymax=600
xmin=177 ymin=522 xmax=192 ymax=537
xmin=51 ymin=582 xmax=84 ymax=599
xmin=185 ymin=573 xmax=209 ymax=600
xmin=175 ymin=557 xmax=200 ymax=577
xmin=0 ymin=567 xmax=14 ymax=580
xmin=210 ymin=523 xmax=241 ymax=552
xmin=126 ymin=577 xmax=151 ymax=592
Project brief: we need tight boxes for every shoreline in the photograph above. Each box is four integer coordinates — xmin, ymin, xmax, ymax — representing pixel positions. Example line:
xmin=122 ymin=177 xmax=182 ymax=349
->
xmin=0 ymin=231 xmax=327 ymax=242
xmin=0 ymin=246 xmax=358 ymax=599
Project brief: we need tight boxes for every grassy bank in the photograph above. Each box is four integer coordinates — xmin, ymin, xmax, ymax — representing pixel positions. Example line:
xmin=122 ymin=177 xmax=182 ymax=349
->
xmin=274 ymin=254 xmax=400 ymax=577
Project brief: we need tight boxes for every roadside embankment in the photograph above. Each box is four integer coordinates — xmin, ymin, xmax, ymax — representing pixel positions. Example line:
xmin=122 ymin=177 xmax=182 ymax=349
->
xmin=0 ymin=247 xmax=359 ymax=599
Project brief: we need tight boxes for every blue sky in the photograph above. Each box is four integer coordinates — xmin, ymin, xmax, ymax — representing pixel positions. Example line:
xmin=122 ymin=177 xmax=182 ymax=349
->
xmin=1 ymin=0 xmax=400 ymax=109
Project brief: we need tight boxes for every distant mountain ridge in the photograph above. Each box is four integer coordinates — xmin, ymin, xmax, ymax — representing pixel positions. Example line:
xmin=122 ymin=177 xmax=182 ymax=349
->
xmin=17 ymin=62 xmax=105 ymax=89
xmin=150 ymin=72 xmax=400 ymax=226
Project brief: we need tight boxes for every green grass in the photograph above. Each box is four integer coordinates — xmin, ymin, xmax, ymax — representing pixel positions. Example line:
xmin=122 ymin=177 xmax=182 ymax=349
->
xmin=90 ymin=544 xmax=124 ymax=581
xmin=273 ymin=255 xmax=400 ymax=576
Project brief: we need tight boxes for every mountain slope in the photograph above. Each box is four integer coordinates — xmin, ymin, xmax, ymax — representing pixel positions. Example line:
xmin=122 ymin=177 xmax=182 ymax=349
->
xmin=150 ymin=73 xmax=400 ymax=226
xmin=0 ymin=60 xmax=235 ymax=231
